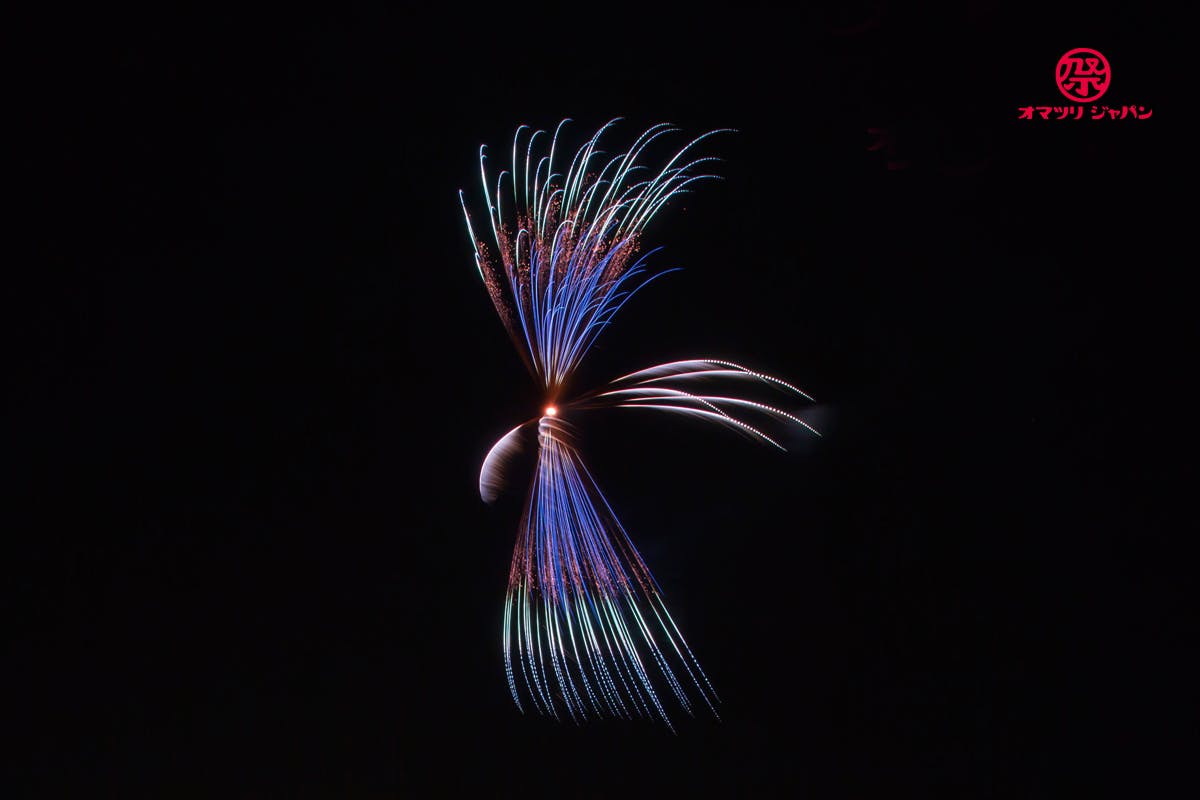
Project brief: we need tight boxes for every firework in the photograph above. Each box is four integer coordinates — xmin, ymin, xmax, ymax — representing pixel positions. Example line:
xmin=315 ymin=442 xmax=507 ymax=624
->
xmin=461 ymin=120 xmax=817 ymax=728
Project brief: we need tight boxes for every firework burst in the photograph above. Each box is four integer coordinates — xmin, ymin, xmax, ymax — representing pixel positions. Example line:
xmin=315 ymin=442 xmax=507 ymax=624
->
xmin=461 ymin=120 xmax=817 ymax=729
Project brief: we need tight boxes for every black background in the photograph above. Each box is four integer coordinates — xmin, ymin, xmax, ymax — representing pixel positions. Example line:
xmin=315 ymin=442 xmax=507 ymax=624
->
xmin=13 ymin=7 xmax=1187 ymax=797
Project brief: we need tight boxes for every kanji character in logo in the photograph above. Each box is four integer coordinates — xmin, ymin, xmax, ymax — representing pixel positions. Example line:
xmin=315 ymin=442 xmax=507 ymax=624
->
xmin=1055 ymin=48 xmax=1111 ymax=102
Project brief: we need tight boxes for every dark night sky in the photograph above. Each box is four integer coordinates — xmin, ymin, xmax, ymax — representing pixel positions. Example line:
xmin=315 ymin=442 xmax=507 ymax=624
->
xmin=12 ymin=7 xmax=1188 ymax=797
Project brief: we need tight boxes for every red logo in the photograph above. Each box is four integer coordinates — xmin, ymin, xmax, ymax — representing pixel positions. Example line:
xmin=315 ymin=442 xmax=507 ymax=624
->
xmin=1017 ymin=49 xmax=1150 ymax=122
xmin=1055 ymin=48 xmax=1111 ymax=102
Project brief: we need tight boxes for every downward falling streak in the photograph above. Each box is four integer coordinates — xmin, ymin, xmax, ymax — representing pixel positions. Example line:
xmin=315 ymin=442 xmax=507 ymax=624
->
xmin=504 ymin=417 xmax=718 ymax=730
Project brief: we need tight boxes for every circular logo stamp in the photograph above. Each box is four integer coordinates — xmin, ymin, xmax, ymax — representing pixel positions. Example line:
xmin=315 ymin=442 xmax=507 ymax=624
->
xmin=1055 ymin=48 xmax=1111 ymax=102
